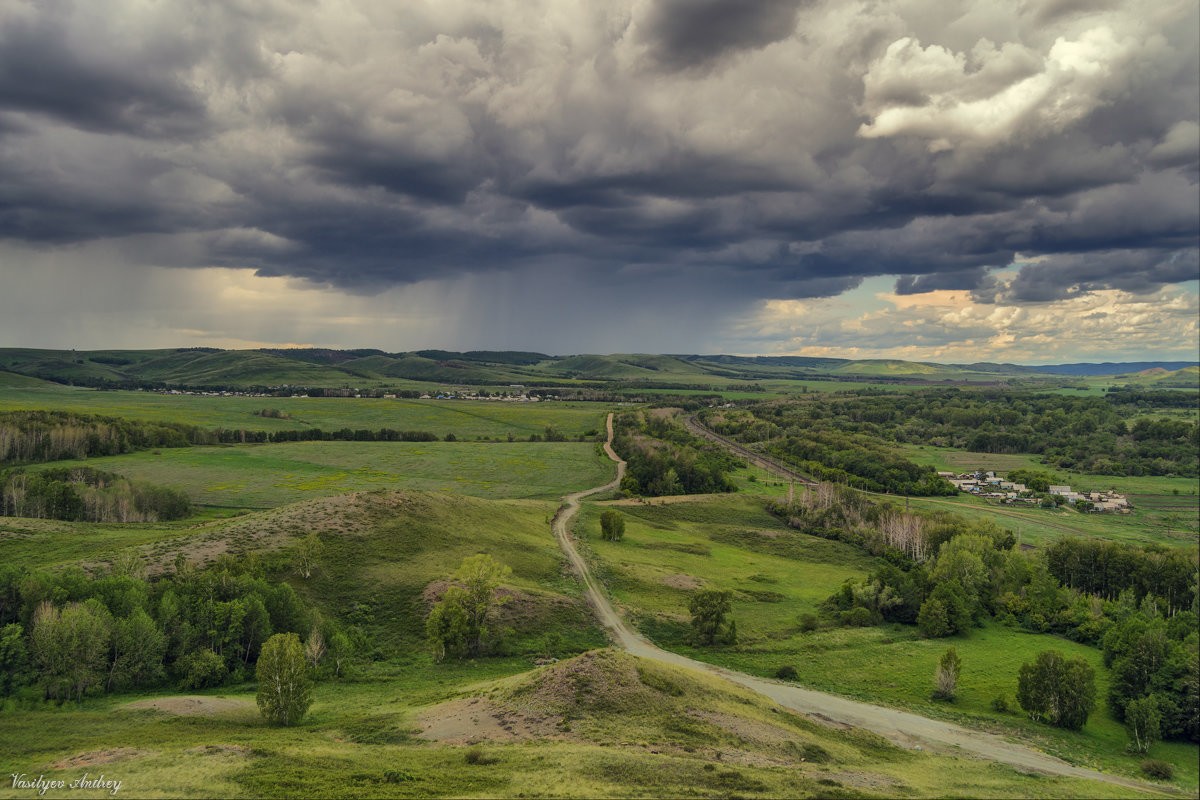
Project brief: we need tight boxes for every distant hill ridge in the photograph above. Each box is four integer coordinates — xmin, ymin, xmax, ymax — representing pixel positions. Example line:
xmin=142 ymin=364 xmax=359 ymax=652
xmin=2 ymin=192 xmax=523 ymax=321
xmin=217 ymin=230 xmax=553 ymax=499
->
xmin=0 ymin=347 xmax=1194 ymax=390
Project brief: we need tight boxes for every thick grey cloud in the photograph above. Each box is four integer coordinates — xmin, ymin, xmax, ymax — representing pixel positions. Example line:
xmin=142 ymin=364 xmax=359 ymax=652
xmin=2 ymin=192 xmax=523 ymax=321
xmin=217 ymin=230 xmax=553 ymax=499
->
xmin=0 ymin=0 xmax=1196 ymax=334
xmin=638 ymin=0 xmax=804 ymax=71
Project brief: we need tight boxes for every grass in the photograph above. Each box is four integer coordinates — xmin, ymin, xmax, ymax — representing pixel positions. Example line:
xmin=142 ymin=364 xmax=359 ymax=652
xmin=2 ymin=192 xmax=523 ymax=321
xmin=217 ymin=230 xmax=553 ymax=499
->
xmin=0 ymin=649 xmax=1163 ymax=799
xmin=0 ymin=387 xmax=611 ymax=438
xmin=897 ymin=444 xmax=1199 ymax=548
xmin=576 ymin=493 xmax=1200 ymax=794
xmin=34 ymin=441 xmax=614 ymax=510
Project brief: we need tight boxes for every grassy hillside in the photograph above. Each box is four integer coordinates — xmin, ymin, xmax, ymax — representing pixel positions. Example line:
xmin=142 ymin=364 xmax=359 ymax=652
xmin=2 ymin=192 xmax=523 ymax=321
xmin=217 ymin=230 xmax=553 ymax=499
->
xmin=33 ymin=441 xmax=614 ymax=509
xmin=0 ymin=388 xmax=609 ymax=438
xmin=6 ymin=347 xmax=1185 ymax=392
xmin=0 ymin=647 xmax=1148 ymax=799
xmin=575 ymin=493 xmax=1199 ymax=792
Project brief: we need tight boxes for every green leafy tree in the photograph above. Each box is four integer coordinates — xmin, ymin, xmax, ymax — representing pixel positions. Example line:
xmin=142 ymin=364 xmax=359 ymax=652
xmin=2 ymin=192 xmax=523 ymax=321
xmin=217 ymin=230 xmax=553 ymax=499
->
xmin=256 ymin=632 xmax=313 ymax=726
xmin=933 ymin=647 xmax=961 ymax=701
xmin=0 ymin=622 xmax=28 ymax=695
xmin=600 ymin=510 xmax=626 ymax=542
xmin=1125 ymin=695 xmax=1162 ymax=754
xmin=1017 ymin=650 xmax=1096 ymax=730
xmin=107 ymin=608 xmax=166 ymax=691
xmin=917 ymin=597 xmax=951 ymax=638
xmin=30 ymin=600 xmax=111 ymax=701
xmin=688 ymin=589 xmax=737 ymax=646
xmin=427 ymin=555 xmax=512 ymax=661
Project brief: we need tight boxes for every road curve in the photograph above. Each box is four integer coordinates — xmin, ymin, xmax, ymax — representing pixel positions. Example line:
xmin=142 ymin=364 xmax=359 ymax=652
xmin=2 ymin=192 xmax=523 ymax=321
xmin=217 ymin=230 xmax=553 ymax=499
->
xmin=550 ymin=412 xmax=1170 ymax=796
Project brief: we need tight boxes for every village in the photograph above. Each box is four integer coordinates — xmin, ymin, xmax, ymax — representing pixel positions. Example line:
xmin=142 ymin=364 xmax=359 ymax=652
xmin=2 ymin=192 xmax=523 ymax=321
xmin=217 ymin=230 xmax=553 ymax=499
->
xmin=942 ymin=470 xmax=1132 ymax=513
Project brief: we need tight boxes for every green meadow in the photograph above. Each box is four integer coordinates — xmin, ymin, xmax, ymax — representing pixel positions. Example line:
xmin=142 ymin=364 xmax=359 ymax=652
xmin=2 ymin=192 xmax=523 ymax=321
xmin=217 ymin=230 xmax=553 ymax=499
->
xmin=575 ymin=494 xmax=1200 ymax=793
xmin=34 ymin=441 xmax=614 ymax=510
xmin=897 ymin=443 xmax=1200 ymax=548
xmin=0 ymin=489 xmax=1164 ymax=800
xmin=0 ymin=387 xmax=610 ymax=438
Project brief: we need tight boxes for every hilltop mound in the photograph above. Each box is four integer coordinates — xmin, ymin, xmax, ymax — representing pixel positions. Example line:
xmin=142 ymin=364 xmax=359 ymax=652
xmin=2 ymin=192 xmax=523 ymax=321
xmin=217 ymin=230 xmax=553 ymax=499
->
xmin=418 ymin=649 xmax=877 ymax=769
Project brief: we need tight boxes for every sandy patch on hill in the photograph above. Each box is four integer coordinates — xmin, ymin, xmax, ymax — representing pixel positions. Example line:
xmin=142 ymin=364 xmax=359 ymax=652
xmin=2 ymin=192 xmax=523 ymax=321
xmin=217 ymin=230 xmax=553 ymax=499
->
xmin=660 ymin=573 xmax=703 ymax=590
xmin=51 ymin=748 xmax=148 ymax=769
xmin=416 ymin=697 xmax=563 ymax=744
xmin=142 ymin=491 xmax=421 ymax=573
xmin=124 ymin=696 xmax=254 ymax=717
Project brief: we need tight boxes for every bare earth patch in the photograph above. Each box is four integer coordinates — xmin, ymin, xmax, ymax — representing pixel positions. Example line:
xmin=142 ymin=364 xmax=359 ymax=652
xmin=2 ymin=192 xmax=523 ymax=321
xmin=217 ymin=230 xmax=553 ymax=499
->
xmin=124 ymin=695 xmax=255 ymax=717
xmin=139 ymin=491 xmax=426 ymax=574
xmin=51 ymin=748 xmax=147 ymax=769
xmin=661 ymin=573 xmax=703 ymax=590
xmin=416 ymin=697 xmax=563 ymax=744
xmin=186 ymin=744 xmax=253 ymax=757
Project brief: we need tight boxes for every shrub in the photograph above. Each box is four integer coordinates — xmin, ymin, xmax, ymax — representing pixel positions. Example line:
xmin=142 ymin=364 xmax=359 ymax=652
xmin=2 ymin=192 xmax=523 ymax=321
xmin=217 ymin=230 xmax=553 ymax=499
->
xmin=464 ymin=746 xmax=498 ymax=765
xmin=1140 ymin=760 xmax=1174 ymax=781
xmin=774 ymin=665 xmax=799 ymax=680
xmin=932 ymin=647 xmax=961 ymax=702
xmin=600 ymin=509 xmax=626 ymax=542
xmin=841 ymin=606 xmax=874 ymax=627
xmin=798 ymin=613 xmax=821 ymax=633
xmin=382 ymin=770 xmax=415 ymax=783
xmin=176 ymin=649 xmax=227 ymax=690
xmin=991 ymin=695 xmax=1010 ymax=713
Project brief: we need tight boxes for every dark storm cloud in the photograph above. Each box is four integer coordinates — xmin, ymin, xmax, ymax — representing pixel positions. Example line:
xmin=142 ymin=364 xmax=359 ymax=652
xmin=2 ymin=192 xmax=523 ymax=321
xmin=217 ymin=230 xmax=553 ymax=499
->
xmin=0 ymin=0 xmax=1196 ymax=314
xmin=0 ymin=4 xmax=207 ymax=138
xmin=639 ymin=0 xmax=805 ymax=71
xmin=977 ymin=249 xmax=1200 ymax=304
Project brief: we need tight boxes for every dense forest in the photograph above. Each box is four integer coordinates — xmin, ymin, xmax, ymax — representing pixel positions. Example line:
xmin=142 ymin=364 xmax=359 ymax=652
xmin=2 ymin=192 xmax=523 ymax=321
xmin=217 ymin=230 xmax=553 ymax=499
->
xmin=0 ymin=411 xmax=203 ymax=464
xmin=704 ymin=389 xmax=1198 ymax=482
xmin=612 ymin=410 xmax=743 ymax=496
xmin=783 ymin=485 xmax=1199 ymax=743
xmin=0 ymin=467 xmax=191 ymax=523
xmin=0 ymin=555 xmax=346 ymax=702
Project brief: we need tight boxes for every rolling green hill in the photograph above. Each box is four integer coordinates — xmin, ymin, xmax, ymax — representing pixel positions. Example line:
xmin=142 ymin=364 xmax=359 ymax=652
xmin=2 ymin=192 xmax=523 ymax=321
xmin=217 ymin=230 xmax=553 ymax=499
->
xmin=0 ymin=347 xmax=1193 ymax=391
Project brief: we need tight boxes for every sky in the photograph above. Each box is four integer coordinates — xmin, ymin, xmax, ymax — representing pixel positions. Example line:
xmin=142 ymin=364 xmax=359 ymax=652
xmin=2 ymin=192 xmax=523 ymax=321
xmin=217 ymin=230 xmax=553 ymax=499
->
xmin=0 ymin=0 xmax=1197 ymax=364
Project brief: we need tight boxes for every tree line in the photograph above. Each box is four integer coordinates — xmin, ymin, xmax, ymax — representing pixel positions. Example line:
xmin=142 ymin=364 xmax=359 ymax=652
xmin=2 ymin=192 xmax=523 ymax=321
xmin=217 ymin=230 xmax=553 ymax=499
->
xmin=0 ymin=466 xmax=191 ymax=523
xmin=0 ymin=554 xmax=350 ymax=704
xmin=612 ymin=410 xmax=742 ymax=497
xmin=704 ymin=388 xmax=1198 ymax=479
xmin=796 ymin=484 xmax=1198 ymax=743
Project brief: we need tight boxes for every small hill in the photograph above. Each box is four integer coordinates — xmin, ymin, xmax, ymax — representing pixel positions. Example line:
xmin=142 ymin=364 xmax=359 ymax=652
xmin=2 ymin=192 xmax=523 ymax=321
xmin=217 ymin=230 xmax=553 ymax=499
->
xmin=130 ymin=490 xmax=606 ymax=655
xmin=418 ymin=649 xmax=889 ymax=777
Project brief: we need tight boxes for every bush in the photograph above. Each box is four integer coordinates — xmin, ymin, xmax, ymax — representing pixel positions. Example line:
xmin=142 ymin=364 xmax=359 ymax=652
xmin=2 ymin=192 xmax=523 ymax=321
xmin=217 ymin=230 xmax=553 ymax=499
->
xmin=600 ymin=509 xmax=626 ymax=542
xmin=798 ymin=613 xmax=821 ymax=633
xmin=1140 ymin=760 xmax=1174 ymax=781
xmin=991 ymin=695 xmax=1011 ymax=713
xmin=464 ymin=746 xmax=498 ymax=765
xmin=841 ymin=606 xmax=875 ymax=627
xmin=176 ymin=649 xmax=227 ymax=690
xmin=774 ymin=665 xmax=798 ymax=680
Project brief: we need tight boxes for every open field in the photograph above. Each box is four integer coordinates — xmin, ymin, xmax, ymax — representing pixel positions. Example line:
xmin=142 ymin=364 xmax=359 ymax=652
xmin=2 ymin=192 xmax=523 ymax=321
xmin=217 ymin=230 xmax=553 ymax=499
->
xmin=0 ymin=387 xmax=611 ymax=438
xmin=35 ymin=441 xmax=614 ymax=509
xmin=576 ymin=493 xmax=1200 ymax=793
xmin=897 ymin=444 xmax=1200 ymax=547
xmin=0 ymin=648 xmax=1154 ymax=800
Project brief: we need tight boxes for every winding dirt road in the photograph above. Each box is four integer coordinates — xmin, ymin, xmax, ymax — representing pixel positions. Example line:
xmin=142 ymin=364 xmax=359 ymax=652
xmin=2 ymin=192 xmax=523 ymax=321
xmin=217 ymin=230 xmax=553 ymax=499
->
xmin=549 ymin=413 xmax=1170 ymax=796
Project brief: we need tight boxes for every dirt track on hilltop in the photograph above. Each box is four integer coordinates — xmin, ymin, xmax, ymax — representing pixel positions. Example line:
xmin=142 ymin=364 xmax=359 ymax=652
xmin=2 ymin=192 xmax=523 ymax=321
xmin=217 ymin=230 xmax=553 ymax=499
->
xmin=549 ymin=413 xmax=1174 ymax=797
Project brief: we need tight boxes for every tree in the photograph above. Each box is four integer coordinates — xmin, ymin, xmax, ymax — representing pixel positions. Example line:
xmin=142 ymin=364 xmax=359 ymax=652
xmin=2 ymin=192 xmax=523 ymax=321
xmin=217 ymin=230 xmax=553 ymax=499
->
xmin=600 ymin=509 xmax=626 ymax=542
xmin=30 ymin=600 xmax=111 ymax=702
xmin=304 ymin=626 xmax=326 ymax=668
xmin=1125 ymin=695 xmax=1162 ymax=754
xmin=426 ymin=555 xmax=512 ymax=661
xmin=933 ymin=647 xmax=961 ymax=701
xmin=107 ymin=608 xmax=166 ymax=691
xmin=0 ymin=623 xmax=28 ymax=695
xmin=1017 ymin=651 xmax=1097 ymax=730
xmin=688 ymin=589 xmax=737 ymax=646
xmin=295 ymin=533 xmax=324 ymax=580
xmin=256 ymin=632 xmax=313 ymax=726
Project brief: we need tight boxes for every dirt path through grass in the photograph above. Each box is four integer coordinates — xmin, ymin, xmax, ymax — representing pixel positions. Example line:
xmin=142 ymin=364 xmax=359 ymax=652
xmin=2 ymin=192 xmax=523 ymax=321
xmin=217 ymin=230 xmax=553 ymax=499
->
xmin=550 ymin=413 xmax=1174 ymax=796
